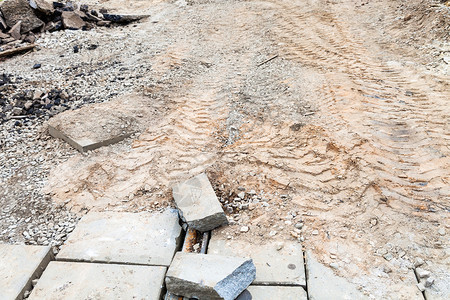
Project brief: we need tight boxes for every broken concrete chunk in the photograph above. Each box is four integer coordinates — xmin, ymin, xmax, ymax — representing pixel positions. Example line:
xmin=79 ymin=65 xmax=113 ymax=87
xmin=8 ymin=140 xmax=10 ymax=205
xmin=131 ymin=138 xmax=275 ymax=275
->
xmin=172 ymin=173 xmax=228 ymax=231
xmin=8 ymin=21 xmax=21 ymax=40
xmin=166 ymin=252 xmax=256 ymax=300
xmin=61 ymin=11 xmax=86 ymax=30
xmin=0 ymin=0 xmax=44 ymax=33
xmin=29 ymin=0 xmax=55 ymax=15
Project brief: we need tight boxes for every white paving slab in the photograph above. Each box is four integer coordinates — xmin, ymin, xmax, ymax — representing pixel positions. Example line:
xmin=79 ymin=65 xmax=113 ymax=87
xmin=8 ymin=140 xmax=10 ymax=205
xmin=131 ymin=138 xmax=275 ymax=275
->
xmin=29 ymin=261 xmax=166 ymax=300
xmin=208 ymin=237 xmax=306 ymax=287
xmin=306 ymin=251 xmax=369 ymax=300
xmin=238 ymin=286 xmax=308 ymax=300
xmin=0 ymin=244 xmax=53 ymax=300
xmin=57 ymin=209 xmax=182 ymax=266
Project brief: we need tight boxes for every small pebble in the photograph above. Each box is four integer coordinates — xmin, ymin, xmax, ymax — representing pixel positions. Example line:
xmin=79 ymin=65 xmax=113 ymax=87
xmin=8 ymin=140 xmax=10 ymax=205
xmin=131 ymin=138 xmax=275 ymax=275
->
xmin=240 ymin=226 xmax=249 ymax=233
xmin=32 ymin=63 xmax=41 ymax=69
xmin=312 ymin=230 xmax=319 ymax=235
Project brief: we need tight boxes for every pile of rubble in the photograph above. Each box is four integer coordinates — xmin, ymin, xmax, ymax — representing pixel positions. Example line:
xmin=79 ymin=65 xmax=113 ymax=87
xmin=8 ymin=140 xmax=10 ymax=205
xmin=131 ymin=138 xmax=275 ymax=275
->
xmin=0 ymin=0 xmax=146 ymax=53
xmin=0 ymin=76 xmax=76 ymax=124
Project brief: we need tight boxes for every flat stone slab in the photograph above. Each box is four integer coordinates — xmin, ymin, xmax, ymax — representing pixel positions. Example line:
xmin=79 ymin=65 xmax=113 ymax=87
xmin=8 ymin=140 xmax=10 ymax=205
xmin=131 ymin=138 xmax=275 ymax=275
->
xmin=57 ymin=209 xmax=181 ymax=266
xmin=29 ymin=261 xmax=166 ymax=299
xmin=172 ymin=173 xmax=228 ymax=231
xmin=237 ymin=286 xmax=308 ymax=300
xmin=208 ymin=237 xmax=306 ymax=287
xmin=306 ymin=251 xmax=369 ymax=300
xmin=166 ymin=252 xmax=256 ymax=300
xmin=0 ymin=244 xmax=53 ymax=300
xmin=47 ymin=105 xmax=136 ymax=152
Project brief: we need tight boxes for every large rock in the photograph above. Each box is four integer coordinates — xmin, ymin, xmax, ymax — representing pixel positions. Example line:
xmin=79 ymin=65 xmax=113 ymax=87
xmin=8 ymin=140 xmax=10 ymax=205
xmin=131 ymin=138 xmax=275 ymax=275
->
xmin=0 ymin=0 xmax=44 ymax=33
xmin=28 ymin=0 xmax=54 ymax=15
xmin=61 ymin=11 xmax=85 ymax=30
xmin=172 ymin=173 xmax=228 ymax=231
xmin=166 ymin=252 xmax=256 ymax=300
xmin=57 ymin=209 xmax=182 ymax=266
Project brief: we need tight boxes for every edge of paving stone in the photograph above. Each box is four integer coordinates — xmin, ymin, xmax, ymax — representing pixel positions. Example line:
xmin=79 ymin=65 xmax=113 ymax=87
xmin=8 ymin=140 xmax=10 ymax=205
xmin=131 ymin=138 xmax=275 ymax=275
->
xmin=16 ymin=246 xmax=54 ymax=300
xmin=48 ymin=124 xmax=134 ymax=152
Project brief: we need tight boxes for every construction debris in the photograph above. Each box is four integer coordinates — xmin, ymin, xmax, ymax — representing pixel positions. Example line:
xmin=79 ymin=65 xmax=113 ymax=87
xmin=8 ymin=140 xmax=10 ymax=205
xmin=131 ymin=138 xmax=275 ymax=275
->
xmin=172 ymin=173 xmax=228 ymax=232
xmin=166 ymin=252 xmax=256 ymax=300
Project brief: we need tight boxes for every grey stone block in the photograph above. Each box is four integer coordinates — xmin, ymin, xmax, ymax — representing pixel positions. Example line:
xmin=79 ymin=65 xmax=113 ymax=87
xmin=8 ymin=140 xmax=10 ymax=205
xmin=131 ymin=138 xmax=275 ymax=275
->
xmin=306 ymin=251 xmax=369 ymax=300
xmin=0 ymin=244 xmax=53 ymax=300
xmin=208 ymin=237 xmax=306 ymax=287
xmin=166 ymin=252 xmax=256 ymax=300
xmin=172 ymin=173 xmax=228 ymax=231
xmin=237 ymin=286 xmax=308 ymax=300
xmin=29 ymin=261 xmax=166 ymax=300
xmin=57 ymin=209 xmax=181 ymax=266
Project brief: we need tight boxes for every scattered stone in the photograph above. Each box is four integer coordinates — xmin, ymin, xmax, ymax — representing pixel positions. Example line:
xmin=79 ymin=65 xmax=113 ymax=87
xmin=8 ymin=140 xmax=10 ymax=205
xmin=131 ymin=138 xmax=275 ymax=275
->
xmin=0 ymin=0 xmax=44 ymax=33
xmin=240 ymin=226 xmax=249 ymax=233
xmin=61 ymin=11 xmax=86 ymax=30
xmin=32 ymin=63 xmax=41 ymax=69
xmin=57 ymin=209 xmax=182 ymax=266
xmin=295 ymin=222 xmax=303 ymax=229
xmin=29 ymin=0 xmax=55 ymax=15
xmin=165 ymin=252 xmax=256 ymax=300
xmin=208 ymin=238 xmax=306 ymax=287
xmin=28 ymin=262 xmax=166 ymax=299
xmin=415 ymin=267 xmax=431 ymax=279
xmin=312 ymin=230 xmax=319 ymax=235
xmin=417 ymin=282 xmax=426 ymax=292
xmin=0 ymin=244 xmax=53 ymax=300
xmin=425 ymin=277 xmax=435 ymax=287
xmin=102 ymin=14 xmax=149 ymax=24
xmin=414 ymin=257 xmax=425 ymax=268
xmin=8 ymin=21 xmax=21 ymax=40
xmin=237 ymin=192 xmax=246 ymax=199
xmin=330 ymin=262 xmax=339 ymax=269
xmin=438 ymin=227 xmax=445 ymax=236
xmin=383 ymin=253 xmax=394 ymax=261
xmin=172 ymin=173 xmax=228 ymax=232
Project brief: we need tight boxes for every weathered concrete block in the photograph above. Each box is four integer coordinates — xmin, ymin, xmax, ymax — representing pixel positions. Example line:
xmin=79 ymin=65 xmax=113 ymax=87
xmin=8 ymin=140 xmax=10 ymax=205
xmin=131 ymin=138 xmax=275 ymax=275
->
xmin=29 ymin=261 xmax=166 ymax=299
xmin=0 ymin=244 xmax=53 ymax=300
xmin=47 ymin=106 xmax=135 ymax=152
xmin=306 ymin=251 xmax=369 ymax=300
xmin=57 ymin=209 xmax=181 ymax=266
xmin=237 ymin=286 xmax=308 ymax=300
xmin=208 ymin=237 xmax=306 ymax=287
xmin=172 ymin=173 xmax=228 ymax=231
xmin=166 ymin=252 xmax=256 ymax=300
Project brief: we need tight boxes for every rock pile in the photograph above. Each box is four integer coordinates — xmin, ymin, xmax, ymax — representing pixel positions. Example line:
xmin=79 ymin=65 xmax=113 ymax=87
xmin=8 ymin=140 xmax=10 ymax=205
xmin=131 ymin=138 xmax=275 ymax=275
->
xmin=0 ymin=74 xmax=75 ymax=124
xmin=0 ymin=0 xmax=148 ymax=53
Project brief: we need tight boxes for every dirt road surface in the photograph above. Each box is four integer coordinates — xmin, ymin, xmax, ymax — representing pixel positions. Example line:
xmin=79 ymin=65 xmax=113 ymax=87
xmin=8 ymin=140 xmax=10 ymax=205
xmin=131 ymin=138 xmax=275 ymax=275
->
xmin=1 ymin=0 xmax=449 ymax=298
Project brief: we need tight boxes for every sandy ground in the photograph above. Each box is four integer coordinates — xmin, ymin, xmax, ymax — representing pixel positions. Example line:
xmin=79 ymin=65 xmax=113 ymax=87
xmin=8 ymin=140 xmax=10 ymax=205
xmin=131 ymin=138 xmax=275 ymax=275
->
xmin=1 ymin=0 xmax=449 ymax=298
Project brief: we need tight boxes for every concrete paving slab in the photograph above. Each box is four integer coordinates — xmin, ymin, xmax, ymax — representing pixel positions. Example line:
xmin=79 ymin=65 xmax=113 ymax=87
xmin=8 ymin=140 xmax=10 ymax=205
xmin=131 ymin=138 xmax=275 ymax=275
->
xmin=172 ymin=173 xmax=228 ymax=231
xmin=306 ymin=251 xmax=369 ymax=300
xmin=237 ymin=286 xmax=308 ymax=300
xmin=57 ymin=209 xmax=182 ymax=266
xmin=29 ymin=261 xmax=166 ymax=300
xmin=421 ymin=264 xmax=450 ymax=300
xmin=166 ymin=252 xmax=256 ymax=300
xmin=0 ymin=244 xmax=53 ymax=300
xmin=47 ymin=105 xmax=136 ymax=152
xmin=208 ymin=237 xmax=306 ymax=287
